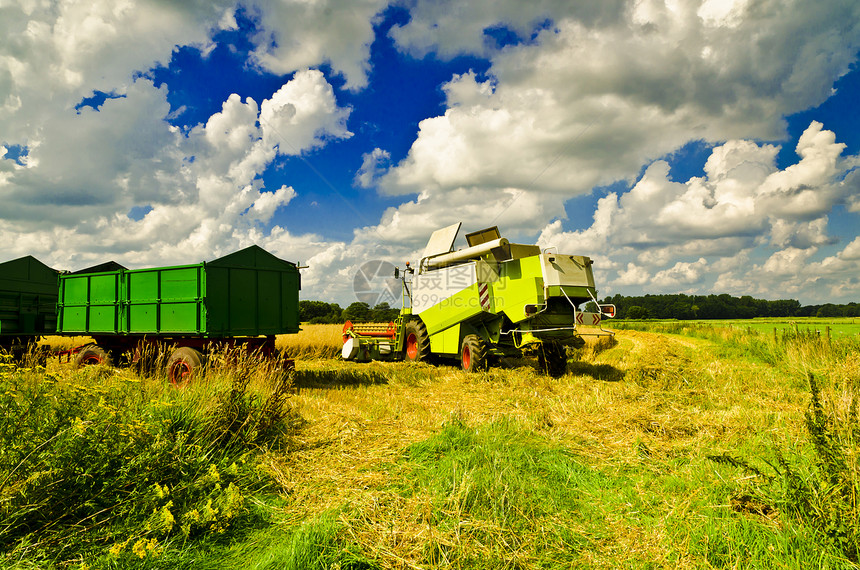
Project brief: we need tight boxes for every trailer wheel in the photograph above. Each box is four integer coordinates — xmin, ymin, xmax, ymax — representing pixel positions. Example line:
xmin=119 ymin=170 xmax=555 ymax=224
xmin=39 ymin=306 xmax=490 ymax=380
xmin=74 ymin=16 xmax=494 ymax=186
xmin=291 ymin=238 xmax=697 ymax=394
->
xmin=460 ymin=335 xmax=488 ymax=373
xmin=168 ymin=347 xmax=206 ymax=386
xmin=403 ymin=320 xmax=430 ymax=363
xmin=538 ymin=342 xmax=567 ymax=378
xmin=74 ymin=345 xmax=112 ymax=368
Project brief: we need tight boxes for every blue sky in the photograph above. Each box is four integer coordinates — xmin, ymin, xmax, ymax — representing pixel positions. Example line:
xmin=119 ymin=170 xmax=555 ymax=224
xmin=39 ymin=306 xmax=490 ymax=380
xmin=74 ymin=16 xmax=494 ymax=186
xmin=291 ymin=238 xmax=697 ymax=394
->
xmin=1 ymin=0 xmax=859 ymax=305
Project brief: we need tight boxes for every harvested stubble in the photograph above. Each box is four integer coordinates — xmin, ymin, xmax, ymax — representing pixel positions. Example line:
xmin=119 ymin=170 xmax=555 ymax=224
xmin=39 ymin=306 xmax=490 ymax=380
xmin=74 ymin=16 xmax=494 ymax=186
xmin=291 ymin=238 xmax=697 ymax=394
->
xmin=263 ymin=328 xmax=817 ymax=568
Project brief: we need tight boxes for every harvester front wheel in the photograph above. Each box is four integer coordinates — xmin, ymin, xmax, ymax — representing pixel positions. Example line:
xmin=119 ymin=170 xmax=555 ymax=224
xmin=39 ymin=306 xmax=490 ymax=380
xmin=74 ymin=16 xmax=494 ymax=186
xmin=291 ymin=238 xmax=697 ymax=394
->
xmin=403 ymin=320 xmax=430 ymax=363
xmin=168 ymin=347 xmax=206 ymax=386
xmin=460 ymin=335 xmax=488 ymax=373
xmin=539 ymin=342 xmax=567 ymax=378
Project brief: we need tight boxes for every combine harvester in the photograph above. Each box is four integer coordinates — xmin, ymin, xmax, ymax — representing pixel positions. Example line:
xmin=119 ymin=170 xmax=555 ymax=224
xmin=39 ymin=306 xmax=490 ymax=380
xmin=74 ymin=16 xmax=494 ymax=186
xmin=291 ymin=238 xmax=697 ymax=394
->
xmin=342 ymin=223 xmax=614 ymax=376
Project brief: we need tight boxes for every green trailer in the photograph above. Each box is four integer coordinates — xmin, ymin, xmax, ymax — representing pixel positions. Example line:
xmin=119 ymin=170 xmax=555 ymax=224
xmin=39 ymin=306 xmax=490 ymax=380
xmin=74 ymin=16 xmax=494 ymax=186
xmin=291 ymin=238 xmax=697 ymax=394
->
xmin=0 ymin=256 xmax=60 ymax=358
xmin=58 ymin=245 xmax=301 ymax=382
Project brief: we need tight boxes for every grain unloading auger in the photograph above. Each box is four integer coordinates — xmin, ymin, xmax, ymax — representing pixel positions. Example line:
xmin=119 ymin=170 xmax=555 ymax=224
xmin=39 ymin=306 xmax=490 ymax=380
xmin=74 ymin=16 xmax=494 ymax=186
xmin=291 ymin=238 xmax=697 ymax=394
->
xmin=342 ymin=223 xmax=615 ymax=376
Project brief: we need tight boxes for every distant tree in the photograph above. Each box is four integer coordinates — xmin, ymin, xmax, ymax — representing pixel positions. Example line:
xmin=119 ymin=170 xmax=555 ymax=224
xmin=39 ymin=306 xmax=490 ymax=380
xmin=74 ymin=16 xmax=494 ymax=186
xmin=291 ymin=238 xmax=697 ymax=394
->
xmin=584 ymin=301 xmax=598 ymax=313
xmin=816 ymin=304 xmax=842 ymax=318
xmin=370 ymin=302 xmax=399 ymax=322
xmin=300 ymin=300 xmax=343 ymax=324
xmin=669 ymin=301 xmax=694 ymax=320
xmin=343 ymin=301 xmax=372 ymax=323
xmin=626 ymin=305 xmax=649 ymax=319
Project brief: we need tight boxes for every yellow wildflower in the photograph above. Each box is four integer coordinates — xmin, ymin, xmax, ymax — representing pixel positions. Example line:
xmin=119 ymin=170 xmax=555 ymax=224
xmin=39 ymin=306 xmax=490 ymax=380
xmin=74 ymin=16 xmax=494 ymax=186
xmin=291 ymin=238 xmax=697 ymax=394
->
xmin=108 ymin=538 xmax=129 ymax=557
xmin=132 ymin=538 xmax=148 ymax=559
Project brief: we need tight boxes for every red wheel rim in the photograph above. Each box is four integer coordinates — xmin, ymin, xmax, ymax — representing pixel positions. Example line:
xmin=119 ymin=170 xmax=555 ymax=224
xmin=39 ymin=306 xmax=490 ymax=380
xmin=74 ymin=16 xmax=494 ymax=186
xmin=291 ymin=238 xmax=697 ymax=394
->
xmin=80 ymin=355 xmax=103 ymax=366
xmin=170 ymin=361 xmax=193 ymax=385
xmin=406 ymin=333 xmax=418 ymax=360
xmin=462 ymin=346 xmax=471 ymax=370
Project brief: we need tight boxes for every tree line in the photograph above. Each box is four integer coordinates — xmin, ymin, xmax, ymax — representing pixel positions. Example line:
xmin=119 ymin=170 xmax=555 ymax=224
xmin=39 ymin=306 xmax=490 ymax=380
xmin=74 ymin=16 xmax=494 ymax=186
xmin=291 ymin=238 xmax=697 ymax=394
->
xmin=299 ymin=300 xmax=400 ymax=324
xmin=597 ymin=293 xmax=860 ymax=320
xmin=302 ymin=294 xmax=859 ymax=324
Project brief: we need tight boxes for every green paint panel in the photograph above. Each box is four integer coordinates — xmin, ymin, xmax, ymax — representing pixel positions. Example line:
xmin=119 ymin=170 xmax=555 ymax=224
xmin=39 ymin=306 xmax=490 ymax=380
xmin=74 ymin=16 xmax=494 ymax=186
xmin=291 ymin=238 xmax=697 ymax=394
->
xmin=418 ymin=284 xmax=483 ymax=336
xmin=60 ymin=306 xmax=87 ymax=332
xmin=58 ymin=271 xmax=123 ymax=333
xmin=429 ymin=323 xmax=461 ymax=355
xmin=160 ymin=302 xmax=201 ymax=333
xmin=160 ymin=267 xmax=201 ymax=300
xmin=127 ymin=303 xmax=157 ymax=331
xmin=229 ymin=268 xmax=256 ymax=333
xmin=494 ymin=257 xmax=544 ymax=324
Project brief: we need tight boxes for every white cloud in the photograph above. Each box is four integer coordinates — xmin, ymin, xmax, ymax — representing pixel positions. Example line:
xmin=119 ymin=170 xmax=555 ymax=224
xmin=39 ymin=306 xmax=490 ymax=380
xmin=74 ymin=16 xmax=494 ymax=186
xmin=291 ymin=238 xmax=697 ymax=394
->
xmin=535 ymin=123 xmax=860 ymax=302
xmin=260 ymin=69 xmax=352 ymax=152
xmin=839 ymin=237 xmax=860 ymax=261
xmin=249 ymin=0 xmax=389 ymax=89
xmin=382 ymin=0 xmax=860 ymax=204
xmin=616 ymin=263 xmax=651 ymax=286
xmin=355 ymin=148 xmax=391 ymax=189
xmin=0 ymin=70 xmax=352 ymax=273
xmin=651 ymin=258 xmax=709 ymax=288
xmin=0 ymin=0 xmax=234 ymax=142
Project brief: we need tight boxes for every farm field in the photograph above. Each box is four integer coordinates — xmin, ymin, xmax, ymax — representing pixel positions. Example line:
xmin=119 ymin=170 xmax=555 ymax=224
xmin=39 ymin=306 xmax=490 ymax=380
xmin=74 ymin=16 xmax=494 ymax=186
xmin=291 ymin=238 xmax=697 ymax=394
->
xmin=2 ymin=321 xmax=860 ymax=568
xmin=615 ymin=316 xmax=860 ymax=336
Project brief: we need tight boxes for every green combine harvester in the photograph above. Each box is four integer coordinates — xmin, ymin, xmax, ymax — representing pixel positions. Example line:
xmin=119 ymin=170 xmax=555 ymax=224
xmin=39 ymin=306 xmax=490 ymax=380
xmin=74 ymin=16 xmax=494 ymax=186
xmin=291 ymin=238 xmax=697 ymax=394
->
xmin=342 ymin=223 xmax=614 ymax=375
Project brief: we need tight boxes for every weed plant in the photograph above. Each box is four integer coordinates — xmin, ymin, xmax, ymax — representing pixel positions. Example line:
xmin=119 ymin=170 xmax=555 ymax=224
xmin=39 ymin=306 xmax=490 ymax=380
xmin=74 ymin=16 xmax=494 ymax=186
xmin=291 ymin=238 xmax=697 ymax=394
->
xmin=711 ymin=373 xmax=860 ymax=565
xmin=0 ymin=352 xmax=299 ymax=568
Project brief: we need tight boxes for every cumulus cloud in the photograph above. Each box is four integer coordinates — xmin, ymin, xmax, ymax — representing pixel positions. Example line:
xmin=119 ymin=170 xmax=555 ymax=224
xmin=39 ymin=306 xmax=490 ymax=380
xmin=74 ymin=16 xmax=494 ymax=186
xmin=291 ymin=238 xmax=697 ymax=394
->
xmin=538 ymin=123 xmax=860 ymax=301
xmin=0 ymin=70 xmax=352 ymax=273
xmin=249 ymin=0 xmax=389 ymax=89
xmin=355 ymin=148 xmax=391 ymax=189
xmin=381 ymin=0 xmax=860 ymax=201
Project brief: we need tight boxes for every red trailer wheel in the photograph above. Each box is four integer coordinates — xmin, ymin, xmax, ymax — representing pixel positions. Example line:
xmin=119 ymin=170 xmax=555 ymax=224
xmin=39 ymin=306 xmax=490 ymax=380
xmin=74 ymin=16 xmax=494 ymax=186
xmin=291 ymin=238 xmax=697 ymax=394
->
xmin=74 ymin=345 xmax=112 ymax=368
xmin=168 ymin=347 xmax=206 ymax=386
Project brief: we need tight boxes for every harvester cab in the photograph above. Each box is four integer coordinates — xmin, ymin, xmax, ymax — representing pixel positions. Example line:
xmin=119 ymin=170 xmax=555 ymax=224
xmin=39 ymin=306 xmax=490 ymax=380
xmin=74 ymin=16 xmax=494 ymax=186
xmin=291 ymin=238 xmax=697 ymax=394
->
xmin=342 ymin=222 xmax=615 ymax=376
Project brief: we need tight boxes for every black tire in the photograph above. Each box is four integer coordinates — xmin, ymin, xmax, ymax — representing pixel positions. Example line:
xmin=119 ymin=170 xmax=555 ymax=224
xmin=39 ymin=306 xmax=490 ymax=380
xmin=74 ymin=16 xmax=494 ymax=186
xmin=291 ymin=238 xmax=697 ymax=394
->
xmin=74 ymin=344 xmax=112 ymax=368
xmin=538 ymin=341 xmax=567 ymax=378
xmin=402 ymin=320 xmax=431 ymax=363
xmin=460 ymin=335 xmax=488 ymax=373
xmin=167 ymin=347 xmax=206 ymax=386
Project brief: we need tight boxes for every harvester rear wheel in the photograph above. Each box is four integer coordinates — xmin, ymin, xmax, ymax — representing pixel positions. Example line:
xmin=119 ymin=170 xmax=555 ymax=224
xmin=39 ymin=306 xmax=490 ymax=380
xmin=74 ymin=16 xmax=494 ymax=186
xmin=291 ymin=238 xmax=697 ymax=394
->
xmin=538 ymin=341 xmax=567 ymax=378
xmin=74 ymin=344 xmax=112 ymax=368
xmin=460 ymin=335 xmax=488 ymax=373
xmin=168 ymin=347 xmax=206 ymax=386
xmin=403 ymin=320 xmax=430 ymax=363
